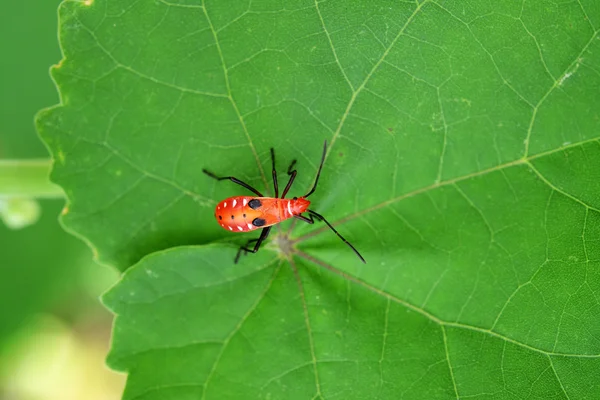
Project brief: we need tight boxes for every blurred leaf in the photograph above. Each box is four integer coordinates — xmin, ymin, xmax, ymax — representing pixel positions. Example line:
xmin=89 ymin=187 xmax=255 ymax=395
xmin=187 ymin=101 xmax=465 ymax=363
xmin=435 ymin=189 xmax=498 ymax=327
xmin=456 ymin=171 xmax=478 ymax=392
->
xmin=40 ymin=0 xmax=600 ymax=398
xmin=0 ymin=197 xmax=41 ymax=229
xmin=0 ymin=1 xmax=63 ymax=158
xmin=0 ymin=0 xmax=92 ymax=346
xmin=1 ymin=315 xmax=125 ymax=400
xmin=0 ymin=159 xmax=62 ymax=198
xmin=0 ymin=200 xmax=85 ymax=341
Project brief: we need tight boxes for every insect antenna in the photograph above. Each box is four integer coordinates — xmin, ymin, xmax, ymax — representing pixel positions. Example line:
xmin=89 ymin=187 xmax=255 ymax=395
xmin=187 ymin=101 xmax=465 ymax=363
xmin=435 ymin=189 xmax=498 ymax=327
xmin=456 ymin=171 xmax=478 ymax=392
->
xmin=303 ymin=140 xmax=327 ymax=198
xmin=307 ymin=209 xmax=366 ymax=263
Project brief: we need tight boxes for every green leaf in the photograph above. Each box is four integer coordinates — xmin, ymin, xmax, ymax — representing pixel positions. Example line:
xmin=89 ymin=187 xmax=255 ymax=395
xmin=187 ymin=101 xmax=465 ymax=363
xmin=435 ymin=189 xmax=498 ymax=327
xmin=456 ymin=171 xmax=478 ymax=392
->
xmin=39 ymin=0 xmax=600 ymax=398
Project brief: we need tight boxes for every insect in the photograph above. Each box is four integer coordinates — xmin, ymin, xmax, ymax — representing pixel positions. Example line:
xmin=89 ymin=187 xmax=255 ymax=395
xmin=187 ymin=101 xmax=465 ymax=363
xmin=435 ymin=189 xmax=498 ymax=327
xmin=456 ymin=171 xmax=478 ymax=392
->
xmin=202 ymin=141 xmax=365 ymax=264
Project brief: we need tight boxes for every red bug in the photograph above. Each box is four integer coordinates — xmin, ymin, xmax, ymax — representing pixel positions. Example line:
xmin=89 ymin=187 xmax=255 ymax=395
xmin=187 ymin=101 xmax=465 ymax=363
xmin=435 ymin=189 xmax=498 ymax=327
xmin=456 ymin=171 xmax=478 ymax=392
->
xmin=203 ymin=141 xmax=365 ymax=263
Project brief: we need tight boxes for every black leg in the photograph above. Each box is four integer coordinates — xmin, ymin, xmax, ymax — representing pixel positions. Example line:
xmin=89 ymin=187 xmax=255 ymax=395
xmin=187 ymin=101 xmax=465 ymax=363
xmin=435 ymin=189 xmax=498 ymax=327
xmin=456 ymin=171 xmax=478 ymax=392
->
xmin=295 ymin=210 xmax=365 ymax=263
xmin=234 ymin=226 xmax=272 ymax=263
xmin=294 ymin=214 xmax=313 ymax=224
xmin=281 ymin=159 xmax=298 ymax=198
xmin=270 ymin=148 xmax=278 ymax=198
xmin=203 ymin=169 xmax=264 ymax=197
xmin=302 ymin=141 xmax=327 ymax=198
xmin=287 ymin=159 xmax=297 ymax=175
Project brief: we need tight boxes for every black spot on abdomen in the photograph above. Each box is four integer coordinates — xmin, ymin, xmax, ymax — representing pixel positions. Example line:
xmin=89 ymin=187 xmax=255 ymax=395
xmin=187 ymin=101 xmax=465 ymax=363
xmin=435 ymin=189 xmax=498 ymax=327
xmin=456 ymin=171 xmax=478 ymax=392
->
xmin=248 ymin=199 xmax=262 ymax=209
xmin=252 ymin=218 xmax=266 ymax=227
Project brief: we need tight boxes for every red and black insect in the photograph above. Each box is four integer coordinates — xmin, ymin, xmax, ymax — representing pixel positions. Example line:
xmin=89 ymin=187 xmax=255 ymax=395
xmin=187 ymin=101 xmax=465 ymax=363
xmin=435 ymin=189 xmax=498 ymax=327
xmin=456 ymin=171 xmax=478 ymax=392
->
xmin=202 ymin=141 xmax=365 ymax=264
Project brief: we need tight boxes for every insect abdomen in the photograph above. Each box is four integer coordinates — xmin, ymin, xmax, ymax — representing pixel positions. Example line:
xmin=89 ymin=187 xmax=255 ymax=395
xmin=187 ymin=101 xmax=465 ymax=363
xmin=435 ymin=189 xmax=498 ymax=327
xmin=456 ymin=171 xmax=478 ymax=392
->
xmin=214 ymin=197 xmax=299 ymax=232
xmin=215 ymin=196 xmax=257 ymax=232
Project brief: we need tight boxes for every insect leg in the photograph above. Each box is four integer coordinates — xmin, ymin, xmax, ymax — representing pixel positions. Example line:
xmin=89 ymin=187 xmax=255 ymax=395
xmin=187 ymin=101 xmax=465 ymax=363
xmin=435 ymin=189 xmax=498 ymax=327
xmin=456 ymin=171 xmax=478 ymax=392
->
xmin=293 ymin=214 xmax=313 ymax=224
xmin=270 ymin=148 xmax=279 ymax=198
xmin=234 ymin=226 xmax=272 ymax=263
xmin=303 ymin=141 xmax=327 ymax=198
xmin=287 ymin=159 xmax=297 ymax=175
xmin=295 ymin=210 xmax=365 ymax=263
xmin=202 ymin=169 xmax=264 ymax=197
xmin=281 ymin=159 xmax=298 ymax=198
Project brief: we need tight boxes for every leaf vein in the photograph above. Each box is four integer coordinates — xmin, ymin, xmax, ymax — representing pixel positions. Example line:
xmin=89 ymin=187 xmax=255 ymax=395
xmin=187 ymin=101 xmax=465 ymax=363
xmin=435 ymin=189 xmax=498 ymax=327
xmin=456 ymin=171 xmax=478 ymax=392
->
xmin=289 ymin=256 xmax=322 ymax=397
xmin=298 ymin=250 xmax=600 ymax=357
xmin=295 ymin=137 xmax=600 ymax=244
xmin=201 ymin=1 xmax=269 ymax=193
xmin=313 ymin=0 xmax=354 ymax=91
xmin=548 ymin=356 xmax=572 ymax=400
xmin=201 ymin=261 xmax=282 ymax=399
xmin=524 ymin=29 xmax=600 ymax=156
xmin=327 ymin=1 xmax=429 ymax=153
xmin=441 ymin=325 xmax=460 ymax=399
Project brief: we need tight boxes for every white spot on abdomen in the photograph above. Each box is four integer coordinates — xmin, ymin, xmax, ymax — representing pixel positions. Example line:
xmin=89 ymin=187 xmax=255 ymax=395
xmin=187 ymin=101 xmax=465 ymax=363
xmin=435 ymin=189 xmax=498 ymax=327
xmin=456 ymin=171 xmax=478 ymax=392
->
xmin=287 ymin=201 xmax=293 ymax=215
xmin=237 ymin=226 xmax=243 ymax=231
xmin=233 ymin=199 xmax=237 ymax=207
xmin=228 ymin=226 xmax=233 ymax=231
xmin=223 ymin=202 xmax=227 ymax=208
xmin=247 ymin=223 xmax=253 ymax=229
xmin=243 ymin=198 xmax=247 ymax=206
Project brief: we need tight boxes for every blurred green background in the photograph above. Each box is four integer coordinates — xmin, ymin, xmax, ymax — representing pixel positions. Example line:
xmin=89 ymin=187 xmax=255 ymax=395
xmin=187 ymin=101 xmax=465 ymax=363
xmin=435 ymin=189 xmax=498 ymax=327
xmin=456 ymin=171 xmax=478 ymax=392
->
xmin=0 ymin=2 xmax=124 ymax=398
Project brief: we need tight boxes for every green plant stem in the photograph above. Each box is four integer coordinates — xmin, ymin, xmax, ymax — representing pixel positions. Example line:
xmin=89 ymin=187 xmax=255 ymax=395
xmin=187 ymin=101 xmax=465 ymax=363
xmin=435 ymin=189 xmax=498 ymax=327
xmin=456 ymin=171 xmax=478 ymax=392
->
xmin=0 ymin=159 xmax=63 ymax=198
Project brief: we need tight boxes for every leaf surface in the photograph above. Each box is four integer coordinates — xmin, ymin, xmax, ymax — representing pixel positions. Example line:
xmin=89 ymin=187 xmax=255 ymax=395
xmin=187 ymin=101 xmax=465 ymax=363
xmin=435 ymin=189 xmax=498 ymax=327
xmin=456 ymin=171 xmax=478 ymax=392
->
xmin=38 ymin=0 xmax=600 ymax=398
